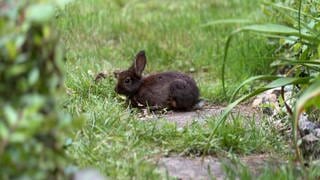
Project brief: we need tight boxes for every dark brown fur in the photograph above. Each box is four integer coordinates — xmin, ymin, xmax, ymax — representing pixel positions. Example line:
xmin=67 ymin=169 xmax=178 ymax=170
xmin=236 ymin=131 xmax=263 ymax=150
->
xmin=114 ymin=51 xmax=199 ymax=111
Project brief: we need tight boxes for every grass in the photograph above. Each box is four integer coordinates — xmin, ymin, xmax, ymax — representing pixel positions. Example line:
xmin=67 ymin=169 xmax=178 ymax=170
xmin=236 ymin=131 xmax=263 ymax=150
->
xmin=56 ymin=0 xmax=290 ymax=178
xmin=62 ymin=71 xmax=286 ymax=178
xmin=57 ymin=0 xmax=276 ymax=102
xmin=223 ymin=159 xmax=320 ymax=180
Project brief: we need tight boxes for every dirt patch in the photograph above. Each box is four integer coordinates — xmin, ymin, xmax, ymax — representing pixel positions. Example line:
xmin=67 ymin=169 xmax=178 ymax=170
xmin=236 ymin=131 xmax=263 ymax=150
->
xmin=158 ymin=154 xmax=270 ymax=180
xmin=139 ymin=103 xmax=269 ymax=179
xmin=140 ymin=103 xmax=261 ymax=127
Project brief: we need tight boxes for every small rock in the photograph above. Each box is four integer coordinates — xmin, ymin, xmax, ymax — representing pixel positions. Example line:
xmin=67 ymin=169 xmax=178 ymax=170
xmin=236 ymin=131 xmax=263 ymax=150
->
xmin=302 ymin=134 xmax=319 ymax=143
xmin=273 ymin=119 xmax=288 ymax=133
xmin=251 ymin=86 xmax=297 ymax=117
xmin=251 ymin=98 xmax=263 ymax=109
xmin=301 ymin=134 xmax=320 ymax=159
xmin=193 ymin=99 xmax=206 ymax=110
xmin=313 ymin=129 xmax=320 ymax=138
xmin=88 ymin=70 xmax=95 ymax=77
xmin=73 ymin=169 xmax=105 ymax=180
xmin=284 ymin=85 xmax=293 ymax=92
xmin=299 ymin=114 xmax=318 ymax=136
xmin=189 ymin=67 xmax=196 ymax=73
xmin=251 ymin=89 xmax=280 ymax=116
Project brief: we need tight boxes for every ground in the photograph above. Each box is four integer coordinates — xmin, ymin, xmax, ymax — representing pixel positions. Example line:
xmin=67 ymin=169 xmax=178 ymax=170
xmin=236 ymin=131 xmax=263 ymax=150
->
xmin=140 ymin=103 xmax=268 ymax=179
xmin=158 ymin=154 xmax=270 ymax=179
xmin=57 ymin=0 xmax=293 ymax=179
xmin=139 ymin=103 xmax=260 ymax=127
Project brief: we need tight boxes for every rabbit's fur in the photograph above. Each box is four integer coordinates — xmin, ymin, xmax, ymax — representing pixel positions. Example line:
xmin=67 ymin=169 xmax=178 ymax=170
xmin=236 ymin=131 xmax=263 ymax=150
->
xmin=114 ymin=50 xmax=199 ymax=111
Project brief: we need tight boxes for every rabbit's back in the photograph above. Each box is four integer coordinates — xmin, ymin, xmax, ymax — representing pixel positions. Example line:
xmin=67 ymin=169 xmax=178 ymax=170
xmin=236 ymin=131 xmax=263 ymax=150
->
xmin=134 ymin=72 xmax=199 ymax=110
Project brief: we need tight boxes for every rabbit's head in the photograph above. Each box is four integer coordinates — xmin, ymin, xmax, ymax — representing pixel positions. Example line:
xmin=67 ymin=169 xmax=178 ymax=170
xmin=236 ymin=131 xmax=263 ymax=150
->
xmin=114 ymin=50 xmax=146 ymax=97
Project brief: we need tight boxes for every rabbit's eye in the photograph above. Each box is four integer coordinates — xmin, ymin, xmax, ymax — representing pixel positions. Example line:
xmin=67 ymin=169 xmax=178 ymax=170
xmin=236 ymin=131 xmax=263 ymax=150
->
xmin=124 ymin=78 xmax=131 ymax=84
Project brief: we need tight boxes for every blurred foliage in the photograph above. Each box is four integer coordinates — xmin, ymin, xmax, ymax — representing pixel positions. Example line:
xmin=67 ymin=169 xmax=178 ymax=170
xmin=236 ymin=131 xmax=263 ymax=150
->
xmin=0 ymin=0 xmax=78 ymax=179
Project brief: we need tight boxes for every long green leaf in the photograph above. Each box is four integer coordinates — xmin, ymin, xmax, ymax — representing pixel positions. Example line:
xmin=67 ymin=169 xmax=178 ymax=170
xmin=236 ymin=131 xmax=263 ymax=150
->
xmin=272 ymin=59 xmax=320 ymax=66
xmin=265 ymin=77 xmax=311 ymax=88
xmin=239 ymin=24 xmax=314 ymax=42
xmin=240 ymin=24 xmax=300 ymax=34
xmin=271 ymin=59 xmax=320 ymax=71
xmin=295 ymin=79 xmax=320 ymax=117
xmin=201 ymin=19 xmax=252 ymax=27
xmin=245 ymin=24 xmax=320 ymax=44
xmin=221 ymin=30 xmax=238 ymax=97
xmin=230 ymin=75 xmax=279 ymax=103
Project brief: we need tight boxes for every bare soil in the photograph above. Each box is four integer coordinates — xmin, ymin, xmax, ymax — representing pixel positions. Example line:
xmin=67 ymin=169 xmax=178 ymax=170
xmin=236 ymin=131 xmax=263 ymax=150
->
xmin=139 ymin=102 xmax=261 ymax=127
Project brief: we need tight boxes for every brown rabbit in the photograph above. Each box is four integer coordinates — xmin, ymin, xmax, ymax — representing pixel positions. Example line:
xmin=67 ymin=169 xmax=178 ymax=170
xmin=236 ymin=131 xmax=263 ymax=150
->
xmin=114 ymin=50 xmax=200 ymax=111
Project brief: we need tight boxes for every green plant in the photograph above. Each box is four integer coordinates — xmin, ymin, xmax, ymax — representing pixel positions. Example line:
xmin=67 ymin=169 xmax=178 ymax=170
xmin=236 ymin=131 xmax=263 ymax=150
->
xmin=0 ymin=1 xmax=79 ymax=179
xmin=209 ymin=0 xmax=320 ymax=162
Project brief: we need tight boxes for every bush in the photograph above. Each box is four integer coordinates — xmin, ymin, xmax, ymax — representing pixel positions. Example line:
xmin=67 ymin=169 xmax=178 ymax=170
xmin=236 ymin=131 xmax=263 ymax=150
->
xmin=0 ymin=1 xmax=77 ymax=179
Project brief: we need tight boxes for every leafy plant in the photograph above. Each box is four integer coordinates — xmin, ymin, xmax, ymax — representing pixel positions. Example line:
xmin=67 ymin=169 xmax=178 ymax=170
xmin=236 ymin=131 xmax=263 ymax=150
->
xmin=0 ymin=1 xmax=78 ymax=179
xmin=207 ymin=0 xmax=320 ymax=162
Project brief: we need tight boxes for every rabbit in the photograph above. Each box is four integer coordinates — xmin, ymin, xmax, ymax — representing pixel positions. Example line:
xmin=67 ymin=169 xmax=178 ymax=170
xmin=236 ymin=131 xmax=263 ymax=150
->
xmin=114 ymin=50 xmax=200 ymax=111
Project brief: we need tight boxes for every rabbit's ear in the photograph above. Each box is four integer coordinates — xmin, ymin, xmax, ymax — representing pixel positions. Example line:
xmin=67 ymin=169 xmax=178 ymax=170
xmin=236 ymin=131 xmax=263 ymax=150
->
xmin=133 ymin=50 xmax=146 ymax=77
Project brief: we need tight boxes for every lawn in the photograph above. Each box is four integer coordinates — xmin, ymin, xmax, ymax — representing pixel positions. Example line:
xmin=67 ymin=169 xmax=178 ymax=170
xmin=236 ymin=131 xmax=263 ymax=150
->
xmin=57 ymin=0 xmax=288 ymax=178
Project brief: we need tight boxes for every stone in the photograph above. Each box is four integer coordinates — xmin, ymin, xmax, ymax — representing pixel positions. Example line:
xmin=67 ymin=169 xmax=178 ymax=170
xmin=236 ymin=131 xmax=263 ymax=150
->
xmin=73 ymin=169 xmax=105 ymax=180
xmin=251 ymin=86 xmax=298 ymax=117
xmin=299 ymin=114 xmax=318 ymax=136
xmin=302 ymin=134 xmax=319 ymax=143
xmin=251 ymin=89 xmax=280 ymax=116
xmin=313 ymin=129 xmax=320 ymax=138
xmin=301 ymin=134 xmax=320 ymax=159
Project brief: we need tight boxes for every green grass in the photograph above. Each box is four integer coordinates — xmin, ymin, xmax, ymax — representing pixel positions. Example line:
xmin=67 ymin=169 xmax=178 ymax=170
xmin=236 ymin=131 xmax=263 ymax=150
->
xmin=62 ymin=70 xmax=286 ymax=178
xmin=56 ymin=0 xmax=288 ymax=178
xmin=57 ymin=0 xmax=275 ymax=102
xmin=223 ymin=159 xmax=320 ymax=180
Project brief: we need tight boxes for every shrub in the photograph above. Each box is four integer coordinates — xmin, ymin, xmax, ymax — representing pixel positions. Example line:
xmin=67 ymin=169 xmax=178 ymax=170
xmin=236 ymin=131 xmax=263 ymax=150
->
xmin=0 ymin=1 xmax=77 ymax=179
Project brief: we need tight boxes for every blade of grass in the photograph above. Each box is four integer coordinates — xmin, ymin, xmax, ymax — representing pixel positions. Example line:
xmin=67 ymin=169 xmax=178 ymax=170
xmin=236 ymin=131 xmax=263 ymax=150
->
xmin=221 ymin=30 xmax=239 ymax=97
xmin=263 ymin=1 xmax=319 ymax=20
xmin=298 ymin=0 xmax=302 ymax=38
